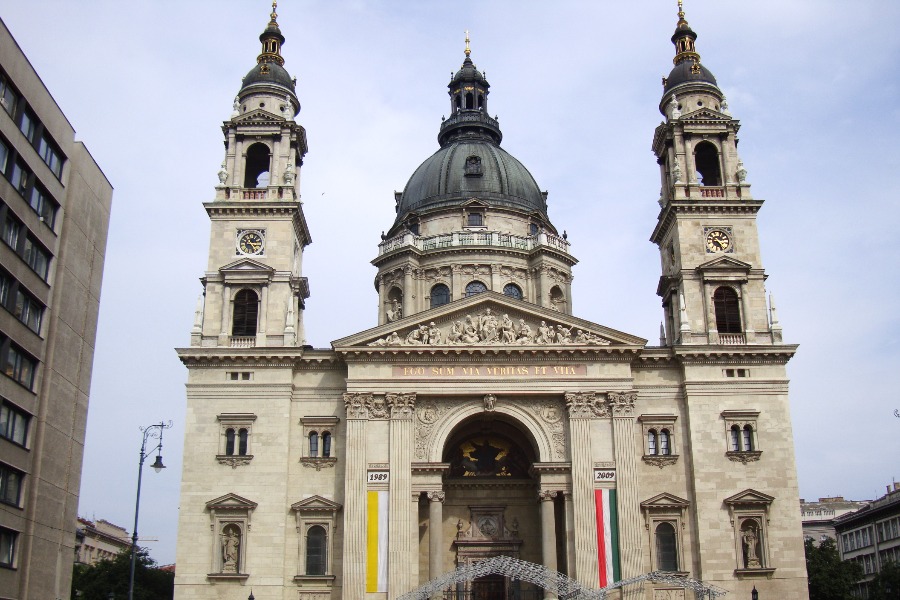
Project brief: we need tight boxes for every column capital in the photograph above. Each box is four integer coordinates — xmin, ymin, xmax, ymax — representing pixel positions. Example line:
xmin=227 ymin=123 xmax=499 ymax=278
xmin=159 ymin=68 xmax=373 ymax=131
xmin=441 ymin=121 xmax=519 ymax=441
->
xmin=565 ymin=391 xmax=608 ymax=419
xmin=538 ymin=490 xmax=559 ymax=502
xmin=343 ymin=392 xmax=374 ymax=420
xmin=607 ymin=390 xmax=638 ymax=417
xmin=427 ymin=491 xmax=446 ymax=503
xmin=387 ymin=392 xmax=416 ymax=419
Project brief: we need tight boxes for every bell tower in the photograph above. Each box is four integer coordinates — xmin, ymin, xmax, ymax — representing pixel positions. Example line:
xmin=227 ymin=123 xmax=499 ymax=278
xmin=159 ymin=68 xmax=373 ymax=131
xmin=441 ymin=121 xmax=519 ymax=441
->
xmin=191 ymin=1 xmax=311 ymax=348
xmin=650 ymin=1 xmax=781 ymax=346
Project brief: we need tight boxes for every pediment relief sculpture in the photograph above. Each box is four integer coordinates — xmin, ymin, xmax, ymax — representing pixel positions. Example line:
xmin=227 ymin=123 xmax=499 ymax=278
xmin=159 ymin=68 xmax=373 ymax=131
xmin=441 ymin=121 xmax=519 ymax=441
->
xmin=368 ymin=308 xmax=611 ymax=347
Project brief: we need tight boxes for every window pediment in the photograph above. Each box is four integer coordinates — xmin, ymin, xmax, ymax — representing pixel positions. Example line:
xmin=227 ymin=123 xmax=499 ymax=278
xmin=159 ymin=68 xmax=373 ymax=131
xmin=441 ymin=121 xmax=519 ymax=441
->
xmin=641 ymin=492 xmax=690 ymax=513
xmin=206 ymin=493 xmax=258 ymax=512
xmin=696 ymin=256 xmax=752 ymax=275
xmin=291 ymin=495 xmax=342 ymax=514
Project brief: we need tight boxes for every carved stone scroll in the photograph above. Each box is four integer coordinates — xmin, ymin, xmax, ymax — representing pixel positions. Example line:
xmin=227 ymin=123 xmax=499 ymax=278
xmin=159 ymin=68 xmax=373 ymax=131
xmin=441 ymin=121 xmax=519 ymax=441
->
xmin=607 ymin=391 xmax=637 ymax=416
xmin=565 ymin=392 xmax=608 ymax=419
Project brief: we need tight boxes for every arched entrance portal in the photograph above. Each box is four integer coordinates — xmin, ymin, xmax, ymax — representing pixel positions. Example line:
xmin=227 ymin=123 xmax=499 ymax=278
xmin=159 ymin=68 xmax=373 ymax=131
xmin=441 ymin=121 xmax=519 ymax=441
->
xmin=425 ymin=414 xmax=562 ymax=599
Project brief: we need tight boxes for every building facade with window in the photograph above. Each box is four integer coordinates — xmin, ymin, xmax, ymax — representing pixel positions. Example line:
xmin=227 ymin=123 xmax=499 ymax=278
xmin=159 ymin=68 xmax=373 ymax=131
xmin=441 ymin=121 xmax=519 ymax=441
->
xmin=74 ymin=517 xmax=131 ymax=566
xmin=836 ymin=483 xmax=900 ymax=598
xmin=0 ymin=17 xmax=112 ymax=600
xmin=175 ymin=6 xmax=808 ymax=600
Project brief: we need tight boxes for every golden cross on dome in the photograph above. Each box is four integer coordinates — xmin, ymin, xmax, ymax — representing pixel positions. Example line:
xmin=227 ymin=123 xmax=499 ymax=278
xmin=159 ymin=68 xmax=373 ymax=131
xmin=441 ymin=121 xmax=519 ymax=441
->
xmin=465 ymin=30 xmax=471 ymax=57
xmin=271 ymin=1 xmax=278 ymax=21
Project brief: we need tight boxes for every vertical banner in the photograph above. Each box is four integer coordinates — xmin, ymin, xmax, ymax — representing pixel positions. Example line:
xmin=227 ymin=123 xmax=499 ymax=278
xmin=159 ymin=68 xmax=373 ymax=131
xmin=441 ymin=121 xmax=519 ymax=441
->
xmin=366 ymin=490 xmax=389 ymax=593
xmin=595 ymin=489 xmax=621 ymax=587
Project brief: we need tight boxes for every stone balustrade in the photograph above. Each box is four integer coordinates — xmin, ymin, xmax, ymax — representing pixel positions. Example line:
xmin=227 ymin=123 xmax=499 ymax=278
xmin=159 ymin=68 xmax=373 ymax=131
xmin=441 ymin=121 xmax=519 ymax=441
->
xmin=378 ymin=230 xmax=570 ymax=257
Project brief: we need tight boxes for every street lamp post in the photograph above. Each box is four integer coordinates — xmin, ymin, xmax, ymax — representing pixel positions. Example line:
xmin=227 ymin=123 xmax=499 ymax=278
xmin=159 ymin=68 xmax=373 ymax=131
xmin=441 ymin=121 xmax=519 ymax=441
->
xmin=751 ymin=586 xmax=758 ymax=600
xmin=128 ymin=420 xmax=173 ymax=600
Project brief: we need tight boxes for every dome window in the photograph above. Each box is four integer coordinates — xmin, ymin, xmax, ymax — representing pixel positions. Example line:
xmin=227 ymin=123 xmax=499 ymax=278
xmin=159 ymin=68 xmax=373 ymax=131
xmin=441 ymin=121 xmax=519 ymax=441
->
xmin=503 ymin=284 xmax=522 ymax=300
xmin=464 ymin=156 xmax=483 ymax=177
xmin=465 ymin=281 xmax=487 ymax=297
xmin=466 ymin=212 xmax=484 ymax=227
xmin=430 ymin=284 xmax=450 ymax=308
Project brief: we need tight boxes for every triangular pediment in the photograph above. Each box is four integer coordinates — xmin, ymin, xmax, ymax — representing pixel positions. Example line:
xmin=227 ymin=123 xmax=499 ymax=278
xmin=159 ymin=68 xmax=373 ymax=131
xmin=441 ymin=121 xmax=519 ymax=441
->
xmin=333 ymin=291 xmax=647 ymax=350
xmin=696 ymin=255 xmax=752 ymax=272
xmin=680 ymin=107 xmax=732 ymax=122
xmin=291 ymin=495 xmax=342 ymax=512
xmin=206 ymin=493 xmax=258 ymax=511
xmin=723 ymin=488 xmax=775 ymax=507
xmin=461 ymin=198 xmax=489 ymax=208
xmin=231 ymin=108 xmax=285 ymax=125
xmin=641 ymin=492 xmax=690 ymax=509
xmin=219 ymin=258 xmax=275 ymax=274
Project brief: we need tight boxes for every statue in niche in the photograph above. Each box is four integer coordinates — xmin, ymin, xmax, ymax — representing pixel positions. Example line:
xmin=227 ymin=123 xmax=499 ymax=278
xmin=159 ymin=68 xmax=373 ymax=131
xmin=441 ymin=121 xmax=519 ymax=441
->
xmin=741 ymin=521 xmax=762 ymax=568
xmin=221 ymin=526 xmax=240 ymax=573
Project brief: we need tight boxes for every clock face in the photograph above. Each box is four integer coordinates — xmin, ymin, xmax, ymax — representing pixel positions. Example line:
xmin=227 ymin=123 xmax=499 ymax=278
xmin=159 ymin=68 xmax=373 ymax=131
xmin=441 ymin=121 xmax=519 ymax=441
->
xmin=238 ymin=231 xmax=264 ymax=255
xmin=705 ymin=229 xmax=731 ymax=253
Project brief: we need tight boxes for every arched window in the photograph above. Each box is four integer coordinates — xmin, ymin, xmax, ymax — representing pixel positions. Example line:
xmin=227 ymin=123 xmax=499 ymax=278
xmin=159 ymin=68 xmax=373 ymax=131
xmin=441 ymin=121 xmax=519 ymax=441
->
xmin=694 ymin=141 xmax=721 ymax=186
xmin=659 ymin=429 xmax=671 ymax=456
xmin=647 ymin=430 xmax=657 ymax=455
xmin=309 ymin=431 xmax=319 ymax=457
xmin=742 ymin=425 xmax=754 ymax=451
xmin=232 ymin=289 xmax=259 ymax=337
xmin=322 ymin=432 xmax=332 ymax=458
xmin=655 ymin=522 xmax=679 ymax=571
xmin=225 ymin=428 xmax=236 ymax=456
xmin=530 ymin=223 xmax=539 ymax=236
xmin=238 ymin=428 xmax=248 ymax=456
xmin=713 ymin=287 xmax=742 ymax=334
xmin=243 ymin=142 xmax=271 ymax=188
xmin=430 ymin=284 xmax=450 ymax=308
xmin=465 ymin=281 xmax=487 ymax=297
xmin=730 ymin=425 xmax=741 ymax=452
xmin=550 ymin=286 xmax=566 ymax=312
xmin=306 ymin=525 xmax=327 ymax=575
xmin=503 ymin=283 xmax=522 ymax=300
xmin=467 ymin=212 xmax=483 ymax=226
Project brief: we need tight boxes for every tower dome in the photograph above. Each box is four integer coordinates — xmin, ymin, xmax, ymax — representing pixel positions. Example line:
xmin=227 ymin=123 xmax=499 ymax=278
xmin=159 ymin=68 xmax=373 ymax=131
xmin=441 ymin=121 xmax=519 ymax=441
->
xmin=237 ymin=1 xmax=299 ymax=114
xmin=390 ymin=36 xmax=551 ymax=235
xmin=661 ymin=1 xmax=721 ymax=101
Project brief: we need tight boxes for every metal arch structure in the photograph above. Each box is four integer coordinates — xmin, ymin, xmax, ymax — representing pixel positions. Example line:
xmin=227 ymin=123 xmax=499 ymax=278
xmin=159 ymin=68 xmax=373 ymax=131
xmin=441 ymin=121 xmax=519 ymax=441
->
xmin=397 ymin=556 xmax=728 ymax=600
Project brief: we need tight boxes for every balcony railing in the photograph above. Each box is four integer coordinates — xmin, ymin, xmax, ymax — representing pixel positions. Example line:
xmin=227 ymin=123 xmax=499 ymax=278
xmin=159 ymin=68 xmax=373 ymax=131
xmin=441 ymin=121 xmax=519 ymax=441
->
xmin=719 ymin=333 xmax=746 ymax=345
xmin=699 ymin=186 xmax=726 ymax=198
xmin=378 ymin=230 xmax=570 ymax=257
xmin=230 ymin=336 xmax=256 ymax=348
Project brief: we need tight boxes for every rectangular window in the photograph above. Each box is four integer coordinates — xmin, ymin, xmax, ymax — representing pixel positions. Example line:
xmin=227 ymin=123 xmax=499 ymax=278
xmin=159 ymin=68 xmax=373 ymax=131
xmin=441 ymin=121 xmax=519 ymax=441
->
xmin=0 ymin=464 xmax=23 ymax=506
xmin=0 ymin=527 xmax=16 ymax=568
xmin=37 ymin=135 xmax=63 ymax=179
xmin=14 ymin=289 xmax=43 ymax=334
xmin=23 ymin=237 xmax=50 ymax=280
xmin=0 ymin=73 xmax=17 ymax=116
xmin=9 ymin=160 xmax=29 ymax=196
xmin=0 ymin=400 xmax=29 ymax=446
xmin=28 ymin=185 xmax=57 ymax=227
xmin=4 ymin=344 xmax=36 ymax=389
xmin=2 ymin=217 xmax=20 ymax=250
xmin=0 ymin=271 xmax=10 ymax=306
xmin=18 ymin=111 xmax=35 ymax=143
xmin=0 ymin=137 xmax=8 ymax=174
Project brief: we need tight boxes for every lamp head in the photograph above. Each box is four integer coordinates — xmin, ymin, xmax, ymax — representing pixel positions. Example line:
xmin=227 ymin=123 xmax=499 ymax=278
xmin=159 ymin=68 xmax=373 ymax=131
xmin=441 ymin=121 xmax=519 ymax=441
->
xmin=151 ymin=455 xmax=166 ymax=473
xmin=751 ymin=586 xmax=758 ymax=600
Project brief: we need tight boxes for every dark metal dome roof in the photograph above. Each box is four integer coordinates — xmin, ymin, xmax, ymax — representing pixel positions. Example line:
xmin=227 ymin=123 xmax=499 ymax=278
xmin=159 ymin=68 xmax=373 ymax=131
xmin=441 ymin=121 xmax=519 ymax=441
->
xmin=241 ymin=62 xmax=295 ymax=93
xmin=664 ymin=60 xmax=717 ymax=93
xmin=394 ymin=137 xmax=547 ymax=227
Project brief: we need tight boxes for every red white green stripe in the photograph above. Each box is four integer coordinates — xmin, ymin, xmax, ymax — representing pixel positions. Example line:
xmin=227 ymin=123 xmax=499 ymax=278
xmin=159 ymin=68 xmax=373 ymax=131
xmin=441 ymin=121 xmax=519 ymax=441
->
xmin=595 ymin=488 xmax=620 ymax=586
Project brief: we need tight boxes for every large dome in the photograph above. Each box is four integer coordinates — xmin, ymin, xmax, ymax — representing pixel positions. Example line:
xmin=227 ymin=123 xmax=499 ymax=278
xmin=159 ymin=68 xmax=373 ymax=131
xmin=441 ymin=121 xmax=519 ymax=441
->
xmin=394 ymin=139 xmax=547 ymax=227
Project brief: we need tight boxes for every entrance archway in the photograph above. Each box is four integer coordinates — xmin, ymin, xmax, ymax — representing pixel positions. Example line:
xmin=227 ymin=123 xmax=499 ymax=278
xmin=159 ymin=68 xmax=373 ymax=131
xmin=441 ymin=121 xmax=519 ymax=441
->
xmin=398 ymin=555 xmax=729 ymax=600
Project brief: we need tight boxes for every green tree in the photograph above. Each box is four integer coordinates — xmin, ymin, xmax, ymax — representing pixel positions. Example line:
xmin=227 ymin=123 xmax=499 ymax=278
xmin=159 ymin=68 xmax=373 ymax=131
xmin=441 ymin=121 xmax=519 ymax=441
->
xmin=805 ymin=537 xmax=863 ymax=600
xmin=869 ymin=560 xmax=900 ymax=599
xmin=71 ymin=547 xmax=173 ymax=600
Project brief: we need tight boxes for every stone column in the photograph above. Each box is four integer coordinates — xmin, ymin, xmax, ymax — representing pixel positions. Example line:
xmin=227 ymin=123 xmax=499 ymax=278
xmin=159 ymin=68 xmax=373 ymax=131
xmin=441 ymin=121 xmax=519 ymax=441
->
xmin=377 ymin=275 xmax=386 ymax=326
xmin=388 ymin=393 xmax=416 ymax=599
xmin=258 ymin=284 xmax=268 ymax=345
xmin=219 ymin=283 xmax=229 ymax=341
xmin=608 ymin=391 xmax=641 ymax=600
xmin=563 ymin=491 xmax=576 ymax=579
xmin=740 ymin=284 xmax=755 ymax=342
xmin=342 ymin=393 xmax=372 ymax=600
xmin=564 ymin=392 xmax=605 ymax=586
xmin=427 ymin=491 xmax=445 ymax=581
xmin=539 ymin=490 xmax=559 ymax=580
xmin=403 ymin=266 xmax=414 ymax=315
xmin=451 ymin=264 xmax=462 ymax=301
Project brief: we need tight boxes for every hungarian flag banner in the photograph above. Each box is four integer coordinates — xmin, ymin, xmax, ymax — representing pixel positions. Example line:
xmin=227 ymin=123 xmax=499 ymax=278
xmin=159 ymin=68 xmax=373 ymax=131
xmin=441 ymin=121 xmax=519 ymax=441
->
xmin=595 ymin=488 xmax=621 ymax=587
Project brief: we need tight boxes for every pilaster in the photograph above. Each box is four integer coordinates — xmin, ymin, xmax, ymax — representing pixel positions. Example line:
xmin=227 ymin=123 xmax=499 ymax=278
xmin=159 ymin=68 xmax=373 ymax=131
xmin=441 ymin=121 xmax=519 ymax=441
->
xmin=388 ymin=392 xmax=416 ymax=598
xmin=342 ymin=393 xmax=372 ymax=600
xmin=608 ymin=391 xmax=641 ymax=599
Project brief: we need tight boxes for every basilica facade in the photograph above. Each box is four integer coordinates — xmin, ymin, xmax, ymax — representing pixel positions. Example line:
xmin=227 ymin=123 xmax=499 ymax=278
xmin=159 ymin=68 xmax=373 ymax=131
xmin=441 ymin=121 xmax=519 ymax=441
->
xmin=174 ymin=5 xmax=809 ymax=600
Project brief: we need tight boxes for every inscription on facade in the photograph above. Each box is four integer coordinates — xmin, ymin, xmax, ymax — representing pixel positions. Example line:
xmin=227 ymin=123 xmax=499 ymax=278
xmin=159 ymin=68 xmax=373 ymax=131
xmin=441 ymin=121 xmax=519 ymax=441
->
xmin=392 ymin=365 xmax=587 ymax=378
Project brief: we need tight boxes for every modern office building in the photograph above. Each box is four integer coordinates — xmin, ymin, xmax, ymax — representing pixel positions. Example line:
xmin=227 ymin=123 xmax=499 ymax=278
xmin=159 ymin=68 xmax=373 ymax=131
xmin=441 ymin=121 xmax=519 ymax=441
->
xmin=836 ymin=483 xmax=900 ymax=598
xmin=0 ymin=17 xmax=113 ymax=600
xmin=175 ymin=5 xmax=808 ymax=599
xmin=801 ymin=497 xmax=870 ymax=545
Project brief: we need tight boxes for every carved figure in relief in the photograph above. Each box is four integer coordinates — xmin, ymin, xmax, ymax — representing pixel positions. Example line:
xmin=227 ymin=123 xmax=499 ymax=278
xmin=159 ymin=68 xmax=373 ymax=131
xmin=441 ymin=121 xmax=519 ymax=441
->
xmin=283 ymin=160 xmax=295 ymax=185
xmin=406 ymin=325 xmax=426 ymax=345
xmin=516 ymin=319 xmax=533 ymax=343
xmin=555 ymin=324 xmax=572 ymax=343
xmin=537 ymin=321 xmax=553 ymax=344
xmin=500 ymin=314 xmax=516 ymax=343
xmin=386 ymin=299 xmax=402 ymax=323
xmin=217 ymin=161 xmax=228 ymax=185
xmin=447 ymin=321 xmax=463 ymax=344
xmin=427 ymin=322 xmax=442 ymax=345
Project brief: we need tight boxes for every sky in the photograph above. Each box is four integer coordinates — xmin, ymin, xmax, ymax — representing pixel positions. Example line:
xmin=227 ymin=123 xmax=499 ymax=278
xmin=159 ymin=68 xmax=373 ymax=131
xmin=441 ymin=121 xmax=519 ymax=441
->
xmin=0 ymin=0 xmax=898 ymax=566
